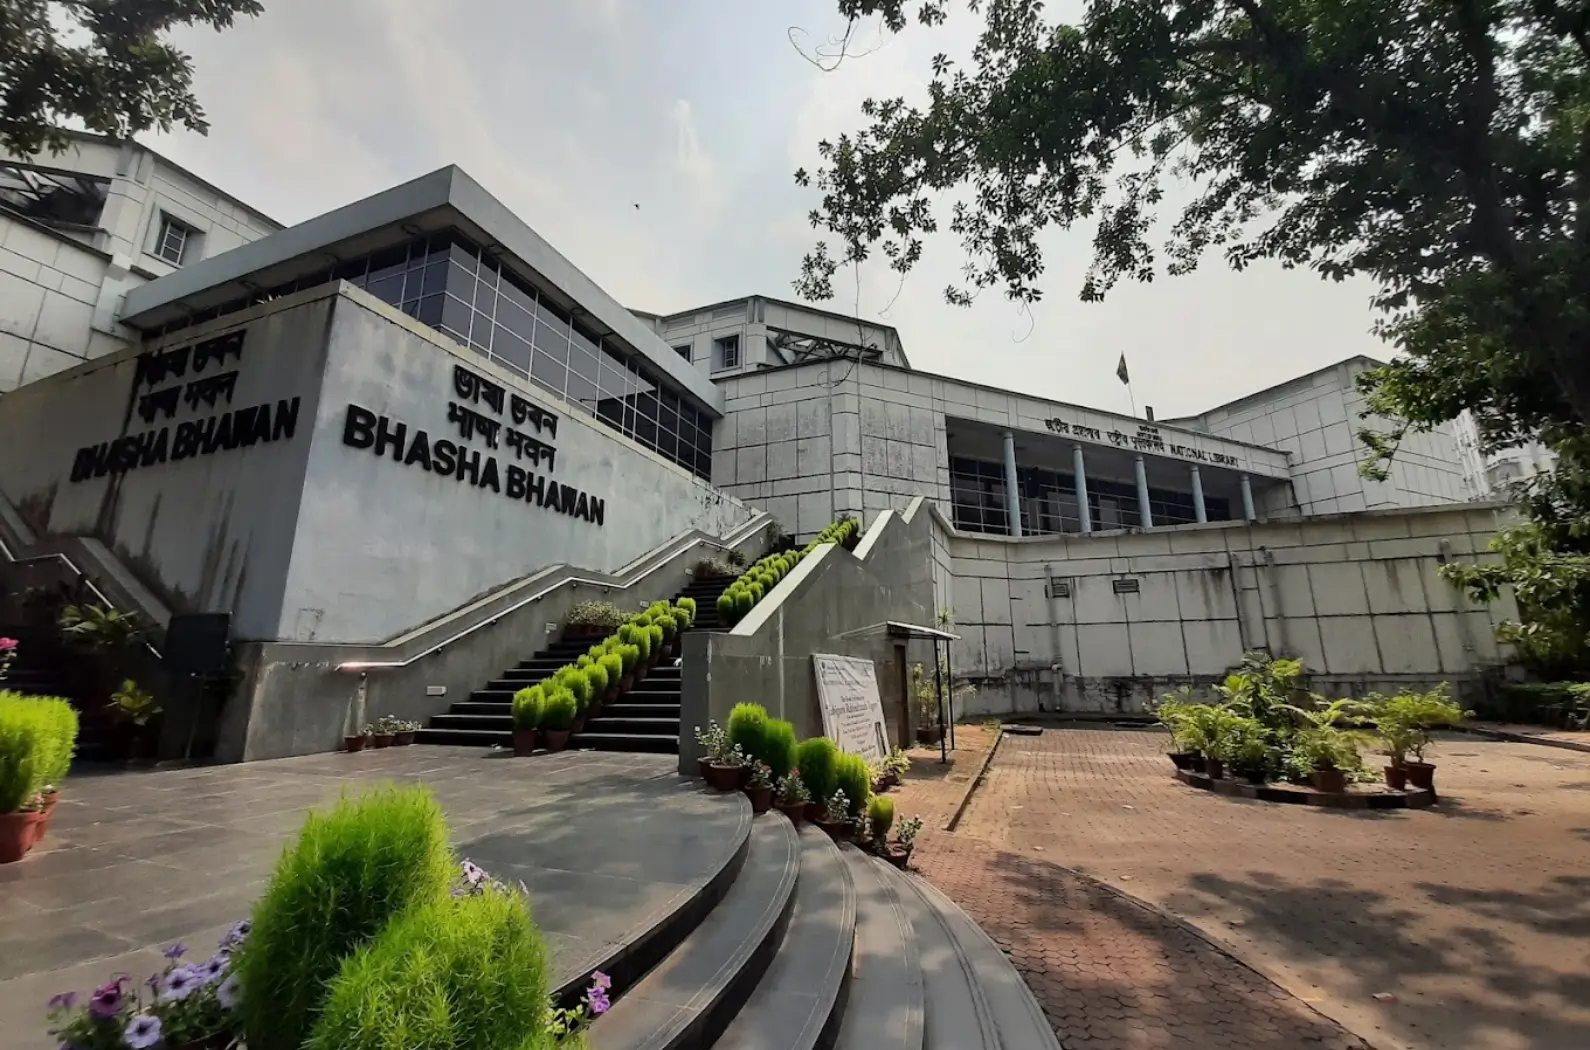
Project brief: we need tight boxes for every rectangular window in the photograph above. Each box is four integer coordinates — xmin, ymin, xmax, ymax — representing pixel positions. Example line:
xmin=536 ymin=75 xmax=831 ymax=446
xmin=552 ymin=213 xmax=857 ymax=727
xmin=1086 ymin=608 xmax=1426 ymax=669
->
xmin=714 ymin=334 xmax=740 ymax=370
xmin=154 ymin=215 xmax=194 ymax=265
xmin=674 ymin=344 xmax=692 ymax=361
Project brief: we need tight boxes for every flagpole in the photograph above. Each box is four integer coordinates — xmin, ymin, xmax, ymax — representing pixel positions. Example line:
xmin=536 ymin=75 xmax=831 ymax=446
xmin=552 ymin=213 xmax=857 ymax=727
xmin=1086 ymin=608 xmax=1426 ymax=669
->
xmin=1127 ymin=383 xmax=1138 ymax=420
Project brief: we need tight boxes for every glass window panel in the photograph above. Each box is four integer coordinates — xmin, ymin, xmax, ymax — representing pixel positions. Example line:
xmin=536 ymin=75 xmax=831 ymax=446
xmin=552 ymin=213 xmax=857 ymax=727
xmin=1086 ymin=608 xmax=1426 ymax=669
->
xmin=597 ymin=398 xmax=624 ymax=429
xmin=570 ymin=319 xmax=600 ymax=358
xmin=635 ymin=392 xmax=660 ymax=422
xmin=530 ymin=349 xmax=567 ymax=395
xmin=693 ymin=447 xmax=712 ymax=477
xmin=494 ymin=328 xmax=532 ymax=376
xmin=447 ymin=261 xmax=475 ymax=297
xmin=535 ymin=298 xmax=571 ymax=342
xmin=598 ymin=359 xmax=627 ymax=400
xmin=569 ymin=343 xmax=599 ymax=382
xmin=634 ymin=416 xmax=658 ymax=449
xmin=651 ymin=427 xmax=677 ymax=461
xmin=365 ymin=274 xmax=404 ymax=305
xmin=367 ymin=246 xmax=407 ymax=283
xmin=420 ymin=262 xmax=448 ymax=297
xmin=439 ymin=294 xmax=474 ymax=339
xmin=333 ymin=258 xmax=367 ymax=282
xmin=498 ymin=299 xmax=535 ymax=343
xmin=442 ymin=240 xmax=478 ymax=272
xmin=566 ymin=370 xmax=598 ymax=411
xmin=657 ymin=405 xmax=679 ymax=437
xmin=473 ymin=271 xmax=498 ymax=316
xmin=415 ymin=294 xmax=444 ymax=327
xmin=532 ymin=317 xmax=570 ymax=361
xmin=500 ymin=273 xmax=535 ymax=315
xmin=660 ymin=388 xmax=680 ymax=415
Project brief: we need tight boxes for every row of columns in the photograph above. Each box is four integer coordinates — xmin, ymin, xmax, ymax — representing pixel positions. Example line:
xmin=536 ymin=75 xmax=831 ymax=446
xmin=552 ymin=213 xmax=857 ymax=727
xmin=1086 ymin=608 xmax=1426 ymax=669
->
xmin=1000 ymin=431 xmax=1258 ymax=537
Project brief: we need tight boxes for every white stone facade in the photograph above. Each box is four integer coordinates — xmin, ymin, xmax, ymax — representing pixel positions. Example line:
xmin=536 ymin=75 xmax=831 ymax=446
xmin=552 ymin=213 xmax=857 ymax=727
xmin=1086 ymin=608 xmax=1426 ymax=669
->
xmin=0 ymin=133 xmax=279 ymax=392
xmin=639 ymin=295 xmax=910 ymax=380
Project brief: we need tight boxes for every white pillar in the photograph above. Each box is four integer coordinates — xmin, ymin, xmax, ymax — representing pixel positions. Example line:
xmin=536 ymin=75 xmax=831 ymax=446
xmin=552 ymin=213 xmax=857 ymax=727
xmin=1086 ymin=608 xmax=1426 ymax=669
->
xmin=1002 ymin=431 xmax=1023 ymax=538
xmin=1073 ymin=444 xmax=1092 ymax=533
xmin=1190 ymin=466 xmax=1208 ymax=523
xmin=1134 ymin=453 xmax=1154 ymax=529
xmin=1240 ymin=473 xmax=1257 ymax=521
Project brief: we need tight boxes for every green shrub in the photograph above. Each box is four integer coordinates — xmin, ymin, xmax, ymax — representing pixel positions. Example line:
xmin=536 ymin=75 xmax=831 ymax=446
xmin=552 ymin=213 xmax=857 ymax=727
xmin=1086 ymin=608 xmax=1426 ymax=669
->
xmin=646 ymin=623 xmax=664 ymax=654
xmin=511 ymin=687 xmax=543 ymax=731
xmin=717 ymin=591 xmax=737 ymax=625
xmin=867 ymin=795 xmax=895 ymax=839
xmin=656 ymin=612 xmax=678 ymax=641
xmin=762 ymin=718 xmax=798 ymax=780
xmin=540 ymin=689 xmax=578 ymax=731
xmin=307 ymin=884 xmax=551 ymax=1050
xmin=557 ymin=668 xmax=592 ymax=712
xmin=633 ymin=625 xmax=653 ymax=663
xmin=585 ymin=660 xmax=609 ymax=697
xmin=0 ymin=693 xmax=76 ymax=789
xmin=677 ymin=597 xmax=696 ymax=623
xmin=567 ymin=600 xmax=626 ymax=629
xmin=727 ymin=703 xmax=768 ymax=764
xmin=236 ymin=785 xmax=455 ymax=1050
xmin=0 ymin=709 xmax=44 ymax=813
xmin=599 ymin=652 xmax=624 ymax=687
xmin=617 ymin=624 xmax=638 ymax=647
xmin=618 ymin=643 xmax=640 ymax=674
xmin=737 ymin=587 xmax=757 ymax=613
xmin=796 ymin=737 xmax=839 ymax=803
xmin=834 ymin=753 xmax=871 ymax=819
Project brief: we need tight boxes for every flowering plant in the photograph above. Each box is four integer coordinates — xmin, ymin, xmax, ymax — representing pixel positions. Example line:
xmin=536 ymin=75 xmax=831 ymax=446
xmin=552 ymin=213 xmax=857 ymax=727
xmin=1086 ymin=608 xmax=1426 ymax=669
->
xmin=46 ymin=924 xmax=249 ymax=1050
xmin=895 ymin=816 xmax=924 ymax=851
xmin=693 ymin=721 xmax=727 ymax=759
xmin=745 ymin=761 xmax=773 ymax=791
xmin=822 ymin=789 xmax=851 ymax=824
xmin=774 ymin=769 xmax=809 ymax=805
xmin=0 ymin=636 xmax=17 ymax=680
xmin=546 ymin=970 xmax=612 ymax=1042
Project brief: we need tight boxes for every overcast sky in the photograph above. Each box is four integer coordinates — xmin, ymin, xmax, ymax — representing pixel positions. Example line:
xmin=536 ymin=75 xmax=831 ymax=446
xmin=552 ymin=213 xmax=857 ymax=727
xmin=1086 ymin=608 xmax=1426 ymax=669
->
xmin=146 ymin=0 xmax=1391 ymax=419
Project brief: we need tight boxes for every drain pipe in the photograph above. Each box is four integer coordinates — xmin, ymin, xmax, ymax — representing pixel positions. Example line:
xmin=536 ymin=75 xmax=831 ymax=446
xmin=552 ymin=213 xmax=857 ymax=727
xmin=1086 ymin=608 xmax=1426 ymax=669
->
xmin=1045 ymin=562 xmax=1064 ymax=712
xmin=1261 ymin=547 xmax=1289 ymax=655
xmin=1227 ymin=552 xmax=1250 ymax=653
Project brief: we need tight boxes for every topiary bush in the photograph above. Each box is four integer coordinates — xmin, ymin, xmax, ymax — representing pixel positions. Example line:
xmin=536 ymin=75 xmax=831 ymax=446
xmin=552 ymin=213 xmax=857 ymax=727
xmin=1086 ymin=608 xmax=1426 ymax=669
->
xmin=511 ymin=687 xmax=542 ymax=730
xmin=0 ymin=692 xmax=76 ymax=791
xmin=236 ymin=785 xmax=455 ymax=1050
xmin=599 ymin=652 xmax=624 ymax=690
xmin=796 ymin=737 xmax=839 ymax=803
xmin=646 ymin=623 xmax=664 ymax=655
xmin=833 ymin=753 xmax=872 ymax=820
xmin=306 ymin=883 xmax=551 ymax=1050
xmin=557 ymin=668 xmax=592 ymax=714
xmin=762 ymin=718 xmax=798 ymax=780
xmin=0 ymin=706 xmax=44 ymax=814
xmin=633 ymin=625 xmax=653 ymax=664
xmin=677 ymin=596 xmax=696 ymax=624
xmin=540 ymin=689 xmax=578 ymax=731
xmin=619 ymin=643 xmax=640 ymax=674
xmin=716 ymin=591 xmax=737 ymax=626
xmin=585 ymin=660 xmax=609 ymax=698
xmin=867 ymin=794 xmax=895 ymax=840
xmin=727 ymin=703 xmax=768 ymax=765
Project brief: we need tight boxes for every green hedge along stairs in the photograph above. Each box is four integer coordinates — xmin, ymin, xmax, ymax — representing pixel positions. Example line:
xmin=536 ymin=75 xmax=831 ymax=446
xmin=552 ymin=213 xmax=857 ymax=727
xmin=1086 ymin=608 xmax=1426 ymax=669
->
xmin=416 ymin=573 xmax=737 ymax=754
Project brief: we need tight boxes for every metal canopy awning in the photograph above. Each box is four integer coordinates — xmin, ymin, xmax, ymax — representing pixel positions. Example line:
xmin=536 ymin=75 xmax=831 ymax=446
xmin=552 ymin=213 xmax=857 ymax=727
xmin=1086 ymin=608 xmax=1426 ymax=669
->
xmin=835 ymin=620 xmax=961 ymax=642
xmin=834 ymin=619 xmax=962 ymax=761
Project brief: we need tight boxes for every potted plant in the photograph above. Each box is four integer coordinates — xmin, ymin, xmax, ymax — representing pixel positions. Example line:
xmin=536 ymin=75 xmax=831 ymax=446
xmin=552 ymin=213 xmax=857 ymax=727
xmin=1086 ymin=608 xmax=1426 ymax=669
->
xmin=0 ymin=702 xmax=46 ymax=863
xmin=889 ymin=815 xmax=924 ymax=870
xmin=1368 ymin=691 xmax=1420 ymax=790
xmin=705 ymin=743 xmax=749 ymax=792
xmin=540 ymin=688 xmax=577 ymax=752
xmin=694 ymin=722 xmax=726 ymax=780
xmin=1154 ymin=688 xmax=1203 ymax=769
xmin=866 ymin=794 xmax=895 ymax=852
xmin=26 ymin=697 xmax=76 ymax=842
xmin=813 ymin=789 xmax=854 ymax=841
xmin=565 ymin=600 xmax=625 ymax=641
xmin=512 ymin=687 xmax=543 ymax=756
xmin=1392 ymin=685 xmax=1469 ymax=791
xmin=371 ymin=714 xmax=398 ymax=748
xmin=745 ymin=761 xmax=774 ymax=814
xmin=599 ymin=653 xmax=624 ymax=703
xmin=396 ymin=720 xmax=420 ymax=745
xmin=345 ymin=729 xmax=368 ymax=752
xmin=107 ymin=680 xmax=162 ymax=763
xmin=1227 ymin=719 xmax=1271 ymax=785
xmin=1294 ymin=726 xmax=1360 ymax=793
xmin=774 ymin=768 xmax=809 ymax=824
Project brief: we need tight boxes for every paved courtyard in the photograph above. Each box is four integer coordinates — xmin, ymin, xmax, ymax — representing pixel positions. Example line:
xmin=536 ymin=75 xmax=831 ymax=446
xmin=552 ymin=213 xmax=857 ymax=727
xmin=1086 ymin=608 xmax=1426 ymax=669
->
xmin=899 ymin=723 xmax=1590 ymax=1050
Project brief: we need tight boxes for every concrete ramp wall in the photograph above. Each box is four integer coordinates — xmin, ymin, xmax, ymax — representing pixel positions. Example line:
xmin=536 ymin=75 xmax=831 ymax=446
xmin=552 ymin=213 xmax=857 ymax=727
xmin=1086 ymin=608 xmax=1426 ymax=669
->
xmin=678 ymin=498 xmax=937 ymax=774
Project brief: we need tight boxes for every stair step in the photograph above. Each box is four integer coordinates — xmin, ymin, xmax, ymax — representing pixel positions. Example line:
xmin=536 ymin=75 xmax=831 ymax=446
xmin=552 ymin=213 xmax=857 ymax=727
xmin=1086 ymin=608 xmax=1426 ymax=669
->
xmin=892 ymin=869 xmax=1061 ymax=1050
xmin=586 ymin=816 xmax=800 ymax=1050
xmin=833 ymin=851 xmax=925 ymax=1050
xmin=571 ymin=732 xmax=679 ymax=754
xmin=600 ymin=703 xmax=683 ymax=719
xmin=450 ymin=701 xmax=513 ymax=716
xmin=430 ymin=713 xmax=512 ymax=731
xmin=713 ymin=824 xmax=858 ymax=1050
xmin=415 ymin=727 xmax=509 ymax=748
xmin=583 ymin=716 xmax=681 ymax=735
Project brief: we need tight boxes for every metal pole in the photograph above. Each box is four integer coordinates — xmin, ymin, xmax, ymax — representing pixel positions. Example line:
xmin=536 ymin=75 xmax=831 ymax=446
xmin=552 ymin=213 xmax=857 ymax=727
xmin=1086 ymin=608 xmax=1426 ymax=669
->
xmin=934 ymin=638 xmax=947 ymax=764
xmin=946 ymin=635 xmax=957 ymax=750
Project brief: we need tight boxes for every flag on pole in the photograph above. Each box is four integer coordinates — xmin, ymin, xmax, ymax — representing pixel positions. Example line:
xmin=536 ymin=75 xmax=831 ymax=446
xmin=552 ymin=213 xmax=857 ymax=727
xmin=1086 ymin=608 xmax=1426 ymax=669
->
xmin=1116 ymin=353 xmax=1130 ymax=385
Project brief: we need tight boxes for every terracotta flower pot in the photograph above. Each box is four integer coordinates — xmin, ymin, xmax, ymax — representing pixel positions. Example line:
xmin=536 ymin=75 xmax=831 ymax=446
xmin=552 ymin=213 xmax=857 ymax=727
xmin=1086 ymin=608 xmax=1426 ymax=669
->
xmin=746 ymin=786 xmax=773 ymax=814
xmin=372 ymin=733 xmax=394 ymax=749
xmin=1168 ymin=751 xmax=1199 ymax=771
xmin=776 ymin=800 xmax=806 ymax=825
xmin=805 ymin=800 xmax=824 ymax=823
xmin=572 ymin=716 xmax=586 ymax=736
xmin=1403 ymin=761 xmax=1436 ymax=791
xmin=1311 ymin=767 xmax=1348 ymax=794
xmin=620 ymin=673 xmax=635 ymax=694
xmin=814 ymin=816 xmax=853 ymax=842
xmin=512 ymin=729 xmax=539 ymax=757
xmin=1235 ymin=764 xmax=1266 ymax=785
xmin=697 ymin=756 xmax=712 ymax=780
xmin=884 ymin=844 xmax=911 ymax=870
xmin=394 ymin=731 xmax=415 ymax=746
xmin=0 ymin=810 xmax=41 ymax=864
xmin=704 ymin=763 xmax=743 ymax=791
xmin=1383 ymin=764 xmax=1409 ymax=791
xmin=1202 ymin=757 xmax=1224 ymax=779
xmin=883 ymin=770 xmax=901 ymax=788
xmin=543 ymin=729 xmax=572 ymax=752
xmin=916 ymin=725 xmax=943 ymax=745
xmin=345 ymin=735 xmax=367 ymax=752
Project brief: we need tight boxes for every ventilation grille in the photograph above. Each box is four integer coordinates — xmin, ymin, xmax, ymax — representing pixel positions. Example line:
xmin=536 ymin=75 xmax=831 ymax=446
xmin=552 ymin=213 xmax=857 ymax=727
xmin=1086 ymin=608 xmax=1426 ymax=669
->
xmin=1112 ymin=578 xmax=1141 ymax=595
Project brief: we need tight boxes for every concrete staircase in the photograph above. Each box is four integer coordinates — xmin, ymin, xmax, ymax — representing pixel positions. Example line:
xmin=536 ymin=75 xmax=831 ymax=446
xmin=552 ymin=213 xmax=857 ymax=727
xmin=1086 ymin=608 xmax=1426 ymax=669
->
xmin=582 ymin=803 xmax=1060 ymax=1050
xmin=416 ymin=574 xmax=738 ymax=755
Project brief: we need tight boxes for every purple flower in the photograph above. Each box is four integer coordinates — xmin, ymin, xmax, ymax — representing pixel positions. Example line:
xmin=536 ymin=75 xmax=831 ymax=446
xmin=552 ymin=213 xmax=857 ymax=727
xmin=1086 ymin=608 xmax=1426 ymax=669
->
xmin=216 ymin=973 xmax=242 ymax=1010
xmin=460 ymin=859 xmax=487 ymax=888
xmin=46 ymin=991 xmax=77 ymax=1012
xmin=87 ymin=978 xmax=127 ymax=1019
xmin=218 ymin=920 xmax=251 ymax=951
xmin=586 ymin=988 xmax=611 ymax=1016
xmin=591 ymin=971 xmax=611 ymax=992
xmin=123 ymin=1013 xmax=162 ymax=1050
xmin=145 ymin=974 xmax=160 ymax=992
xmin=162 ymin=943 xmax=186 ymax=960
xmin=160 ymin=965 xmax=201 ymax=1002
xmin=196 ymin=954 xmax=229 ymax=985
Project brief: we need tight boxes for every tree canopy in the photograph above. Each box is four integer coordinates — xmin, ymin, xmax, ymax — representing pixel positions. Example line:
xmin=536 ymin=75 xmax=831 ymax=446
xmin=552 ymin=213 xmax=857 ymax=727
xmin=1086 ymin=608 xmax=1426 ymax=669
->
xmin=796 ymin=0 xmax=1590 ymax=450
xmin=0 ymin=0 xmax=262 ymax=158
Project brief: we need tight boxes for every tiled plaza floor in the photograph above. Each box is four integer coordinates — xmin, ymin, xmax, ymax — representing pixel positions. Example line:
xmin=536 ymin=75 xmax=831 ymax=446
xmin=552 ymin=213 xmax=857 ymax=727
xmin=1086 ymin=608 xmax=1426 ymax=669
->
xmin=0 ymin=747 xmax=738 ymax=1050
xmin=897 ymin=724 xmax=1590 ymax=1050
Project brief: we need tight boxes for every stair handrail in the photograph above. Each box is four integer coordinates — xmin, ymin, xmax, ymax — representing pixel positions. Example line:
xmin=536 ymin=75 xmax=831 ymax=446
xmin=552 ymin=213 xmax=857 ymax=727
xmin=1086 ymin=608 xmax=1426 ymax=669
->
xmin=335 ymin=512 xmax=772 ymax=675
xmin=0 ymin=530 xmax=165 ymax=660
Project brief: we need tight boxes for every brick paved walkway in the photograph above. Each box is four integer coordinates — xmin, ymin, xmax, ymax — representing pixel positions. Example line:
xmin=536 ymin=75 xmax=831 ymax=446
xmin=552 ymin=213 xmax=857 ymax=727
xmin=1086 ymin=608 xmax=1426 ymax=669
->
xmin=897 ymin=724 xmax=1590 ymax=1050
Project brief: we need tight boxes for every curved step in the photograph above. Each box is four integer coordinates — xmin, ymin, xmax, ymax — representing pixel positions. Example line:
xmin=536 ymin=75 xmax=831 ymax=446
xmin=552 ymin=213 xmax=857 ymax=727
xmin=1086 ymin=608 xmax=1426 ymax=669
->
xmin=713 ymin=824 xmax=858 ymax=1050
xmin=833 ymin=850 xmax=924 ymax=1050
xmin=895 ymin=871 xmax=1062 ymax=1050
xmin=588 ymin=815 xmax=801 ymax=1050
xmin=573 ymin=732 xmax=679 ymax=754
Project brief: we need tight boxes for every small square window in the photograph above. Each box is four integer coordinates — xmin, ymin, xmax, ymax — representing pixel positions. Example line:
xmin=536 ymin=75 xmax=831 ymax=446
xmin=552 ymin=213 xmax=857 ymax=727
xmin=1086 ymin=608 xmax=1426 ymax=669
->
xmin=714 ymin=334 xmax=740 ymax=370
xmin=154 ymin=215 xmax=195 ymax=265
xmin=674 ymin=344 xmax=692 ymax=361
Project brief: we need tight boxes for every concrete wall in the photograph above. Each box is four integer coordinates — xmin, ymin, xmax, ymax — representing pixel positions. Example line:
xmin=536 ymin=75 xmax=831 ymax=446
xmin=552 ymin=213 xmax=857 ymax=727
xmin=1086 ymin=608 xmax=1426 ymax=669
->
xmin=679 ymin=497 xmax=937 ymax=774
xmin=0 ymin=135 xmax=279 ymax=391
xmin=712 ymin=359 xmax=1288 ymax=540
xmin=1182 ymin=358 xmax=1466 ymax=516
xmin=278 ymin=286 xmax=758 ymax=643
xmin=0 ymin=292 xmax=329 ymax=638
xmin=649 ymin=296 xmax=908 ymax=378
xmin=936 ymin=502 xmax=1518 ymax=715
